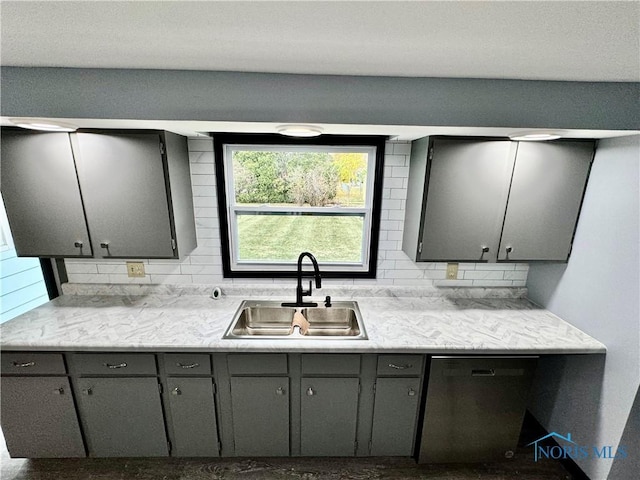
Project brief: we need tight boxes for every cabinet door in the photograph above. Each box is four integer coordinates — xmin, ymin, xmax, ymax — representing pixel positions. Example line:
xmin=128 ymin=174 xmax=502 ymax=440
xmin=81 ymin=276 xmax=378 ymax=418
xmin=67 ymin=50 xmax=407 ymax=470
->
xmin=74 ymin=132 xmax=175 ymax=258
xmin=75 ymin=377 xmax=168 ymax=457
xmin=420 ymin=139 xmax=515 ymax=261
xmin=0 ymin=130 xmax=92 ymax=257
xmin=301 ymin=377 xmax=360 ymax=456
xmin=370 ymin=377 xmax=421 ymax=456
xmin=1 ymin=376 xmax=85 ymax=457
xmin=166 ymin=377 xmax=219 ymax=457
xmin=498 ymin=141 xmax=594 ymax=261
xmin=230 ymin=377 xmax=289 ymax=456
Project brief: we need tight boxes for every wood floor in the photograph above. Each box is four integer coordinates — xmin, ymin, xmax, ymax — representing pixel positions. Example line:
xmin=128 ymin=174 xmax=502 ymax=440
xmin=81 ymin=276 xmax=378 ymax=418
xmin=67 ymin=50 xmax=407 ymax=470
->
xmin=1 ymin=440 xmax=572 ymax=480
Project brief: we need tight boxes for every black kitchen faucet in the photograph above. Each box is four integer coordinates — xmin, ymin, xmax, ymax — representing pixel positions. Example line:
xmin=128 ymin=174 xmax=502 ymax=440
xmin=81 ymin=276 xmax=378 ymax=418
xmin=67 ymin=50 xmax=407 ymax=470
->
xmin=281 ymin=252 xmax=322 ymax=307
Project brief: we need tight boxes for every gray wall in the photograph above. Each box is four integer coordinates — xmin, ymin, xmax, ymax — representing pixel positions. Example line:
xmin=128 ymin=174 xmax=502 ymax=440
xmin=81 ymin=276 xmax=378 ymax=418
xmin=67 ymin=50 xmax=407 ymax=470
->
xmin=1 ymin=67 xmax=639 ymax=130
xmin=527 ymin=135 xmax=640 ymax=480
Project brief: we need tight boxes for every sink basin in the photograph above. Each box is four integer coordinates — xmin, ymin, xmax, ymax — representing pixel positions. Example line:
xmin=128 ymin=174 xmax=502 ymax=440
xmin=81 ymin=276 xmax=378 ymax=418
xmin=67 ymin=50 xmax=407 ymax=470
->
xmin=223 ymin=300 xmax=367 ymax=340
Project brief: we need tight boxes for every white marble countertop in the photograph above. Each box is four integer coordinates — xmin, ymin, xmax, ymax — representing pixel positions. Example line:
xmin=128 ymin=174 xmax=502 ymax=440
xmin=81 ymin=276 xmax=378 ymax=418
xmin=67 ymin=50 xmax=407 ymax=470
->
xmin=0 ymin=285 xmax=606 ymax=354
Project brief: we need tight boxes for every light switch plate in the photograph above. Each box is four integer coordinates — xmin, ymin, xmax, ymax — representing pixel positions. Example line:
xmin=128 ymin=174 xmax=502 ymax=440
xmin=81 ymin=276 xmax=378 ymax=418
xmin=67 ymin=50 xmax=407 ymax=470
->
xmin=446 ymin=263 xmax=459 ymax=280
xmin=126 ymin=261 xmax=145 ymax=278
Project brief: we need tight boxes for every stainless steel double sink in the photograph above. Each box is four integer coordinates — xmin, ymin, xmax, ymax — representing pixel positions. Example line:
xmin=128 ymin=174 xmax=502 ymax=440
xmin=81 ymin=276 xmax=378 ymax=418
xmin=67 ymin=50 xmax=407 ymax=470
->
xmin=222 ymin=300 xmax=367 ymax=340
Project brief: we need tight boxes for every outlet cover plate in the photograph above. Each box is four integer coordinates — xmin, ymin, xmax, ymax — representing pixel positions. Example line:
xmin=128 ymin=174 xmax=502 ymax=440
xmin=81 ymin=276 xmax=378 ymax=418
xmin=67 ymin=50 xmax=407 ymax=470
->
xmin=126 ymin=262 xmax=146 ymax=278
xmin=446 ymin=263 xmax=459 ymax=280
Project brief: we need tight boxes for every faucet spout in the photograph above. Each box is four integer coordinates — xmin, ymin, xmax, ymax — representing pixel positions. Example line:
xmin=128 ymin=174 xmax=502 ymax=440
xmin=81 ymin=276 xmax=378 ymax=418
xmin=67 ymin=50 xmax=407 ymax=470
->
xmin=281 ymin=252 xmax=322 ymax=307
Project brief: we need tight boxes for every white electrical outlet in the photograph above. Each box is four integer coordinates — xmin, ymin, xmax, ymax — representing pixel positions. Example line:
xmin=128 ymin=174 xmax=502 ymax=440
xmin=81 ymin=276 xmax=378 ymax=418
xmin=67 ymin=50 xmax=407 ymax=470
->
xmin=126 ymin=262 xmax=145 ymax=278
xmin=446 ymin=263 xmax=459 ymax=280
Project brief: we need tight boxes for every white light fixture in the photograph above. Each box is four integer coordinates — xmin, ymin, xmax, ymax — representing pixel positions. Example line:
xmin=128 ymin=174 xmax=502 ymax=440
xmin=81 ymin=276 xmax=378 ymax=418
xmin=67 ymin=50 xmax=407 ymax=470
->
xmin=9 ymin=118 xmax=77 ymax=132
xmin=509 ymin=131 xmax=563 ymax=141
xmin=276 ymin=124 xmax=323 ymax=137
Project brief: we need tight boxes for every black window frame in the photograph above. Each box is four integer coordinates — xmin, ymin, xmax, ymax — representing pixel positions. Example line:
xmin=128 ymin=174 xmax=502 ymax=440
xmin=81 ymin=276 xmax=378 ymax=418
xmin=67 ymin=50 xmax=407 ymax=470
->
xmin=213 ymin=133 xmax=386 ymax=279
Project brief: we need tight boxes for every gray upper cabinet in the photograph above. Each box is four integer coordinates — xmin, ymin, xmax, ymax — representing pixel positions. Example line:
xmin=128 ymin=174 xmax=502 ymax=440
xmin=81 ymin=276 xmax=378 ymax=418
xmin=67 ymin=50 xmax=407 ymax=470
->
xmin=497 ymin=141 xmax=594 ymax=261
xmin=403 ymin=136 xmax=594 ymax=262
xmin=0 ymin=128 xmax=196 ymax=259
xmin=0 ymin=130 xmax=92 ymax=257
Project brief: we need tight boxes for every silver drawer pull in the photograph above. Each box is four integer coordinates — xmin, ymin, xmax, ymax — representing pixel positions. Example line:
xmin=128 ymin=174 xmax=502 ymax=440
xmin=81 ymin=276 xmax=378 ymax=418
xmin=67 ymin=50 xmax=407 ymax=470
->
xmin=408 ymin=388 xmax=416 ymax=396
xmin=171 ymin=387 xmax=182 ymax=396
xmin=388 ymin=363 xmax=412 ymax=370
xmin=306 ymin=387 xmax=315 ymax=396
xmin=276 ymin=387 xmax=286 ymax=396
xmin=53 ymin=387 xmax=65 ymax=395
xmin=472 ymin=369 xmax=495 ymax=377
xmin=82 ymin=388 xmax=93 ymax=395
xmin=12 ymin=361 xmax=36 ymax=368
xmin=177 ymin=362 xmax=200 ymax=369
xmin=103 ymin=362 xmax=127 ymax=369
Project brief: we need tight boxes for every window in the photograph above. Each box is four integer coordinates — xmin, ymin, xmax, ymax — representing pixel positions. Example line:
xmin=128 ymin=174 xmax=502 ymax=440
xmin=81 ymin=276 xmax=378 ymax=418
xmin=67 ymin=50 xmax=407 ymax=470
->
xmin=214 ymin=134 xmax=385 ymax=278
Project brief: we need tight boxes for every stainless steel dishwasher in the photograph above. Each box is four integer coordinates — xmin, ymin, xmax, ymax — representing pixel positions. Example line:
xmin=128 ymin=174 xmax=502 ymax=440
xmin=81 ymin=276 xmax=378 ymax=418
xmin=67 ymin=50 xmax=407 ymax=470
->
xmin=418 ymin=356 xmax=538 ymax=463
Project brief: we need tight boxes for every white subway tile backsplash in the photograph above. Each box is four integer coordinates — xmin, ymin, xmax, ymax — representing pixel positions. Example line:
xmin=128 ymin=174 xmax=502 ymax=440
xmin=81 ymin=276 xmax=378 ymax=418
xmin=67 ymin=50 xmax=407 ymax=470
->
xmin=392 ymin=143 xmax=412 ymax=155
xmin=391 ymin=166 xmax=410 ymax=178
xmin=187 ymin=138 xmax=214 ymax=152
xmin=389 ymin=188 xmax=406 ymax=200
xmin=191 ymin=186 xmax=216 ymax=197
xmin=463 ymin=270 xmax=505 ymax=280
xmin=190 ymin=175 xmax=216 ymax=186
xmin=64 ymin=140 xmax=528 ymax=290
xmin=504 ymin=270 xmax=529 ymax=281
xmin=189 ymin=163 xmax=215 ymax=175
xmin=144 ymin=264 xmax=182 ymax=275
xmin=192 ymin=196 xmax=217 ymax=208
xmin=65 ymin=263 xmax=98 ymax=274
xmin=384 ymin=154 xmax=407 ymax=167
xmin=96 ymin=264 xmax=127 ymax=275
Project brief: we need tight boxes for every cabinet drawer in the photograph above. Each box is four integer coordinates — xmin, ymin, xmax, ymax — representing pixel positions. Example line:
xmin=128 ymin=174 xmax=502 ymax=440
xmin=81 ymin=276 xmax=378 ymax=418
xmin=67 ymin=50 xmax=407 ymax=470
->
xmin=164 ymin=354 xmax=211 ymax=375
xmin=377 ymin=355 xmax=423 ymax=376
xmin=71 ymin=353 xmax=157 ymax=375
xmin=302 ymin=354 xmax=361 ymax=375
xmin=1 ymin=353 xmax=66 ymax=375
xmin=227 ymin=354 xmax=287 ymax=375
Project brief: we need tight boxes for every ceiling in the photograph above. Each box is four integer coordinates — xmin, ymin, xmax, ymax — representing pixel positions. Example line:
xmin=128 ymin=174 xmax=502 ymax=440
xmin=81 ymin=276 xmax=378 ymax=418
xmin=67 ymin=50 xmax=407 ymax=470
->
xmin=1 ymin=1 xmax=638 ymax=139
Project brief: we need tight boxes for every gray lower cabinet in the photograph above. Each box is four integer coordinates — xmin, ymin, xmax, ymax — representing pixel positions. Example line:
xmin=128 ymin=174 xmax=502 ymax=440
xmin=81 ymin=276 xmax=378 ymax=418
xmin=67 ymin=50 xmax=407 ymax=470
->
xmin=300 ymin=377 xmax=360 ymax=456
xmin=75 ymin=377 xmax=168 ymax=457
xmin=166 ymin=377 xmax=220 ymax=457
xmin=230 ymin=376 xmax=290 ymax=456
xmin=370 ymin=377 xmax=421 ymax=456
xmin=418 ymin=356 xmax=538 ymax=463
xmin=0 ymin=376 xmax=86 ymax=458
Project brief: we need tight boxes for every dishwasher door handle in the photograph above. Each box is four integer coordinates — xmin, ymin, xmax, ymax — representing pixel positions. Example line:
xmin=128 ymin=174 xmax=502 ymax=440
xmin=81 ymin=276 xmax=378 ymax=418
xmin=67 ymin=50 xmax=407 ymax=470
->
xmin=471 ymin=369 xmax=495 ymax=377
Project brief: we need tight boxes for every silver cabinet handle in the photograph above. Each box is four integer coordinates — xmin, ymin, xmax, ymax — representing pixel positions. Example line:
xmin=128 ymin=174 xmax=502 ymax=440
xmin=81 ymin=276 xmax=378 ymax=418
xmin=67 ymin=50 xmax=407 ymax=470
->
xmin=177 ymin=362 xmax=199 ymax=369
xmin=388 ymin=363 xmax=412 ymax=370
xmin=408 ymin=388 xmax=416 ymax=396
xmin=103 ymin=362 xmax=127 ymax=369
xmin=100 ymin=242 xmax=110 ymax=249
xmin=472 ymin=369 xmax=495 ymax=377
xmin=74 ymin=241 xmax=83 ymax=248
xmin=53 ymin=387 xmax=65 ymax=395
xmin=276 ymin=387 xmax=286 ymax=396
xmin=11 ymin=361 xmax=35 ymax=368
xmin=306 ymin=387 xmax=315 ymax=396
xmin=82 ymin=388 xmax=93 ymax=395
xmin=505 ymin=246 xmax=513 ymax=254
xmin=171 ymin=387 xmax=182 ymax=396
xmin=481 ymin=246 xmax=490 ymax=253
